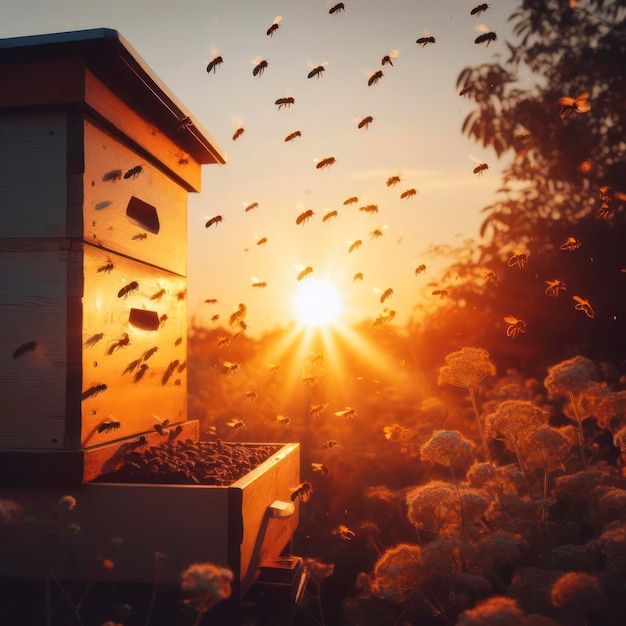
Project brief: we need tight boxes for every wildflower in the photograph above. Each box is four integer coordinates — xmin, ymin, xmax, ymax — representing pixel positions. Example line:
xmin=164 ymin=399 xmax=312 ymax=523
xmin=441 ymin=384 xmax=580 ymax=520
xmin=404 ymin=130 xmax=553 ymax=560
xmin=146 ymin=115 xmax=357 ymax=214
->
xmin=614 ymin=425 xmax=626 ymax=455
xmin=369 ymin=543 xmax=425 ymax=604
xmin=457 ymin=596 xmax=524 ymax=626
xmin=57 ymin=495 xmax=77 ymax=511
xmin=0 ymin=499 xmax=23 ymax=524
xmin=406 ymin=481 xmax=460 ymax=535
xmin=422 ymin=537 xmax=479 ymax=580
xmin=420 ymin=430 xmax=475 ymax=469
xmin=302 ymin=557 xmax=334 ymax=587
xmin=595 ymin=523 xmax=626 ymax=572
xmin=544 ymin=356 xmax=597 ymax=397
xmin=550 ymin=571 xmax=603 ymax=613
xmin=180 ymin=562 xmax=233 ymax=623
xmin=596 ymin=390 xmax=626 ymax=431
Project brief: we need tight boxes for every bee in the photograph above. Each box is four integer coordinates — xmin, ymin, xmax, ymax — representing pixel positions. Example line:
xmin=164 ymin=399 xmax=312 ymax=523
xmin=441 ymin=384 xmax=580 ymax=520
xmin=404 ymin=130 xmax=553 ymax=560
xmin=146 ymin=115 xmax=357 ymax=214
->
xmin=266 ymin=15 xmax=282 ymax=37
xmin=97 ymin=259 xmax=114 ymax=273
xmin=206 ymin=46 xmax=223 ymax=74
xmin=150 ymin=288 xmax=166 ymax=301
xmin=12 ymin=340 xmax=39 ymax=359
xmin=127 ymin=435 xmax=148 ymax=451
xmin=307 ymin=62 xmax=328 ymax=79
xmin=142 ymin=346 xmax=159 ymax=360
xmin=323 ymin=439 xmax=342 ymax=449
xmin=358 ymin=116 xmax=374 ymax=130
xmin=167 ymin=424 xmax=183 ymax=441
xmin=232 ymin=127 xmax=245 ymax=141
xmin=244 ymin=390 xmax=258 ymax=402
xmin=400 ymin=188 xmax=417 ymax=199
xmin=217 ymin=336 xmax=231 ymax=348
xmin=560 ymin=237 xmax=582 ymax=251
xmin=558 ymin=92 xmax=591 ymax=119
xmin=251 ymin=278 xmax=267 ymax=288
xmin=162 ymin=360 xmax=179 ymax=385
xmin=124 ymin=165 xmax=143 ymax=179
xmin=329 ymin=2 xmax=345 ymax=14
xmin=380 ymin=287 xmax=394 ymax=303
xmin=473 ymin=162 xmax=489 ymax=175
xmin=415 ymin=264 xmax=427 ymax=275
xmin=508 ymin=252 xmax=528 ymax=268
xmin=459 ymin=83 xmax=475 ymax=96
xmin=359 ymin=204 xmax=378 ymax=214
xmin=205 ymin=298 xmax=218 ymax=304
xmin=416 ymin=35 xmax=436 ymax=47
xmin=290 ymin=481 xmax=313 ymax=503
xmin=284 ymin=130 xmax=301 ymax=142
xmin=573 ymin=295 xmax=595 ymax=319
xmin=122 ymin=358 xmax=142 ymax=375
xmin=296 ymin=209 xmax=315 ymax=225
xmin=176 ymin=116 xmax=192 ymax=131
xmin=370 ymin=226 xmax=387 ymax=239
xmin=310 ymin=403 xmax=328 ymax=418
xmin=474 ymin=31 xmax=497 ymax=46
xmin=368 ymin=70 xmax=383 ymax=86
xmin=222 ymin=361 xmax=240 ymax=375
xmin=107 ymin=333 xmax=130 ymax=355
xmin=229 ymin=303 xmax=247 ymax=327
xmin=133 ymin=363 xmax=149 ymax=383
xmin=176 ymin=290 xmax=187 ymax=301
xmin=348 ymin=240 xmax=362 ymax=253
xmin=301 ymin=373 xmax=319 ymax=386
xmin=343 ymin=196 xmax=358 ymax=205
xmin=227 ymin=417 xmax=247 ymax=431
xmin=316 ymin=156 xmax=336 ymax=169
xmin=504 ymin=316 xmax=527 ymax=339
xmin=297 ymin=266 xmax=313 ymax=281
xmin=323 ymin=210 xmax=338 ymax=222
xmin=335 ymin=407 xmax=357 ymax=419
xmin=386 ymin=175 xmax=402 ymax=187
xmin=98 ymin=418 xmax=122 ymax=433
xmin=485 ymin=270 xmax=498 ymax=285
xmin=256 ymin=237 xmax=268 ymax=246
xmin=275 ymin=97 xmax=295 ymax=110
xmin=252 ymin=57 xmax=269 ymax=77
xmin=153 ymin=418 xmax=171 ymax=436
xmin=381 ymin=50 xmax=399 ymax=66
xmin=471 ymin=3 xmax=490 ymax=16
xmin=545 ymin=279 xmax=567 ymax=297
xmin=159 ymin=314 xmax=168 ymax=325
xmin=174 ymin=337 xmax=183 ymax=346
xmin=131 ymin=232 xmax=148 ymax=242
xmin=205 ymin=215 xmax=224 ymax=228
xmin=102 ymin=169 xmax=123 ymax=182
xmin=117 ymin=280 xmax=139 ymax=298
xmin=312 ymin=462 xmax=330 ymax=475
xmin=332 ymin=525 xmax=356 ymax=540
xmin=81 ymin=383 xmax=107 ymax=400
xmin=432 ymin=289 xmax=448 ymax=299
xmin=244 ymin=202 xmax=259 ymax=213
xmin=211 ymin=314 xmax=220 ymax=322
xmin=84 ymin=333 xmax=105 ymax=348
xmin=276 ymin=414 xmax=291 ymax=426
xmin=353 ymin=272 xmax=364 ymax=281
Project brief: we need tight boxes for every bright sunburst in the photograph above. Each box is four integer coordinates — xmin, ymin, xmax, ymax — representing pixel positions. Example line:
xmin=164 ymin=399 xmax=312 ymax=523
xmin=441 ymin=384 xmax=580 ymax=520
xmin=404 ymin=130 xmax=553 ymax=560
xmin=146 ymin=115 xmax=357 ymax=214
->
xmin=294 ymin=278 xmax=342 ymax=328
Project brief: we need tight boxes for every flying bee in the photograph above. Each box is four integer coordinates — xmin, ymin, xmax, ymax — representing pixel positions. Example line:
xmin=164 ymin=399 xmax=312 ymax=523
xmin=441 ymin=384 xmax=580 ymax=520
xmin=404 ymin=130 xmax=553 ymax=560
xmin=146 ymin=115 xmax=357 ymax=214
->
xmin=416 ymin=35 xmax=436 ymax=47
xmin=222 ymin=361 xmax=240 ymax=375
xmin=332 ymin=525 xmax=356 ymax=540
xmin=217 ymin=336 xmax=231 ymax=348
xmin=329 ymin=2 xmax=345 ymax=14
xmin=368 ymin=70 xmax=383 ymax=86
xmin=370 ymin=226 xmax=387 ymax=239
xmin=232 ymin=127 xmax=245 ymax=141
xmin=159 ymin=314 xmax=168 ymax=325
xmin=142 ymin=346 xmax=159 ymax=360
xmin=307 ymin=352 xmax=325 ymax=365
xmin=381 ymin=49 xmax=399 ymax=66
xmin=97 ymin=259 xmax=114 ymax=273
xmin=244 ymin=390 xmax=258 ymax=402
xmin=297 ymin=266 xmax=314 ymax=281
xmin=227 ymin=417 xmax=247 ymax=431
xmin=359 ymin=204 xmax=378 ymax=214
xmin=545 ymin=279 xmax=567 ymax=297
xmin=485 ymin=270 xmax=498 ymax=285
xmin=284 ymin=130 xmax=301 ymax=142
xmin=386 ymin=175 xmax=402 ymax=187
xmin=81 ymin=383 xmax=107 ymax=400
xmin=107 ymin=333 xmax=130 ymax=355
xmin=348 ymin=240 xmax=362 ymax=253
xmin=275 ymin=96 xmax=295 ymax=110
xmin=211 ymin=314 xmax=220 ymax=322
xmin=12 ymin=340 xmax=39 ymax=359
xmin=205 ymin=215 xmax=224 ymax=228
xmin=310 ymin=403 xmax=328 ymax=418
xmin=311 ymin=462 xmax=329 ymax=475
xmin=307 ymin=61 xmax=328 ymax=79
xmin=316 ymin=156 xmax=336 ymax=169
xmin=335 ymin=407 xmax=357 ymax=419
xmin=573 ymin=295 xmax=595 ymax=319
xmin=432 ymin=289 xmax=448 ymax=299
xmin=471 ymin=3 xmax=490 ymax=16
xmin=206 ymin=46 xmax=223 ymax=74
xmin=474 ymin=31 xmax=497 ymax=46
xmin=256 ymin=237 xmax=268 ymax=245
xmin=98 ymin=417 xmax=122 ymax=433
xmin=296 ymin=209 xmax=315 ymax=225
xmin=127 ymin=435 xmax=147 ymax=451
xmin=117 ymin=280 xmax=139 ymax=298
xmin=323 ymin=210 xmax=338 ymax=222
xmin=84 ymin=333 xmax=104 ymax=348
xmin=343 ymin=196 xmax=358 ymax=205
xmin=508 ymin=252 xmax=528 ymax=268
xmin=251 ymin=277 xmax=267 ymax=288
xmin=323 ymin=439 xmax=342 ymax=449
xmin=560 ymin=237 xmax=582 ymax=251
xmin=122 ymin=358 xmax=142 ymax=375
xmin=353 ymin=272 xmax=364 ymax=281
xmin=102 ymin=169 xmax=123 ymax=182
xmin=290 ymin=481 xmax=313 ymax=503
xmin=252 ymin=57 xmax=269 ymax=77
xmin=415 ymin=264 xmax=427 ymax=275
xmin=558 ymin=92 xmax=591 ymax=119
xmin=473 ymin=162 xmax=489 ymax=175
xmin=244 ymin=201 xmax=258 ymax=212
xmin=400 ymin=188 xmax=417 ymax=199
xmin=132 ymin=232 xmax=147 ymax=240
xmin=358 ymin=116 xmax=374 ymax=130
xmin=504 ymin=316 xmax=527 ymax=339
xmin=162 ymin=360 xmax=179 ymax=385
xmin=176 ymin=290 xmax=187 ymax=301
xmin=301 ymin=373 xmax=319 ymax=386
xmin=176 ymin=116 xmax=192 ymax=131
xmin=379 ymin=287 xmax=394 ymax=303
xmin=266 ymin=15 xmax=282 ymax=37
xmin=150 ymin=288 xmax=166 ymax=301
xmin=133 ymin=364 xmax=149 ymax=383
xmin=276 ymin=414 xmax=292 ymax=426
xmin=124 ymin=165 xmax=143 ymax=179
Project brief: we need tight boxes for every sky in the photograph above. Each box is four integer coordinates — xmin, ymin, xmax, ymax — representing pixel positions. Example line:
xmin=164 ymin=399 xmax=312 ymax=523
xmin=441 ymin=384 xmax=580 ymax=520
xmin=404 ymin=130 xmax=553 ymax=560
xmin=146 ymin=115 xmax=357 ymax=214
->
xmin=1 ymin=0 xmax=511 ymax=336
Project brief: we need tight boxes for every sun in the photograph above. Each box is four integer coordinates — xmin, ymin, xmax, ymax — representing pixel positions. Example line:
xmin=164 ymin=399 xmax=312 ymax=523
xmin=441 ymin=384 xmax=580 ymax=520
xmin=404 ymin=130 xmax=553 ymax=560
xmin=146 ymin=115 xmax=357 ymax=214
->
xmin=294 ymin=278 xmax=342 ymax=328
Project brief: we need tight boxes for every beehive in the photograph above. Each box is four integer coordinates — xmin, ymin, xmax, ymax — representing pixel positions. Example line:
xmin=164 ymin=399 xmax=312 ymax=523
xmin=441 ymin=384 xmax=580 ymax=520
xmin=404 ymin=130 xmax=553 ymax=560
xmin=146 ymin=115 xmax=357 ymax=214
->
xmin=0 ymin=29 xmax=225 ymax=479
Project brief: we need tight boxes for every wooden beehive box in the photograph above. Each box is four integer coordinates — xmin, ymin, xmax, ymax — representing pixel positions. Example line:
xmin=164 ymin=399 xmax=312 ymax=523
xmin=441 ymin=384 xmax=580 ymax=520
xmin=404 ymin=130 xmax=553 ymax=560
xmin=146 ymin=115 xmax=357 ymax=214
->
xmin=0 ymin=28 xmax=225 ymax=476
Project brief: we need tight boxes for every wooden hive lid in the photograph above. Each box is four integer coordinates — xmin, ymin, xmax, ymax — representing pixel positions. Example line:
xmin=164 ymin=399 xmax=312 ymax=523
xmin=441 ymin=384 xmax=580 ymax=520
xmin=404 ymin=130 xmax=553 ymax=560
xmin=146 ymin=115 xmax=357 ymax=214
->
xmin=0 ymin=28 xmax=226 ymax=167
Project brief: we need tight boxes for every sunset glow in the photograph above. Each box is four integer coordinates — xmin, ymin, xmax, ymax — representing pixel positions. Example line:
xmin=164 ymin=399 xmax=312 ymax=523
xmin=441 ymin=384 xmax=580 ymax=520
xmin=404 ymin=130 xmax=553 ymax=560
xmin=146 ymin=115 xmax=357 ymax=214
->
xmin=293 ymin=278 xmax=341 ymax=328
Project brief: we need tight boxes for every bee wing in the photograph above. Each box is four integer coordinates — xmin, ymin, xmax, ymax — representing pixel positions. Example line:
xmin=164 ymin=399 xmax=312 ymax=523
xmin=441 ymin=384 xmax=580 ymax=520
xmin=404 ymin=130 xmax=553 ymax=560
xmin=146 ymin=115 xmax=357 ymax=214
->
xmin=273 ymin=15 xmax=282 ymax=25
xmin=251 ymin=56 xmax=263 ymax=65
xmin=503 ymin=315 xmax=519 ymax=324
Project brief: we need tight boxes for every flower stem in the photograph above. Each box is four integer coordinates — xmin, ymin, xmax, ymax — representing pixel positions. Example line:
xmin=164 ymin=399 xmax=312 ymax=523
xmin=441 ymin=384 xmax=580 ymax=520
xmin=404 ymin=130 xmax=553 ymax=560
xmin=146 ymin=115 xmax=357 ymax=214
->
xmin=468 ymin=386 xmax=493 ymax=464
xmin=568 ymin=391 xmax=588 ymax=471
